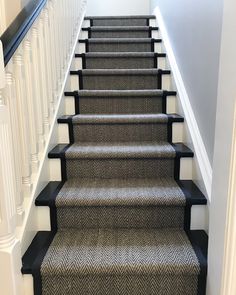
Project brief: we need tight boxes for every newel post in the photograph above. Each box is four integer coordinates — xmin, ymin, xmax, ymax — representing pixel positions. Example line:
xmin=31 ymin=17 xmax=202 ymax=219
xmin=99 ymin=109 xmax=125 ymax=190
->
xmin=0 ymin=41 xmax=23 ymax=295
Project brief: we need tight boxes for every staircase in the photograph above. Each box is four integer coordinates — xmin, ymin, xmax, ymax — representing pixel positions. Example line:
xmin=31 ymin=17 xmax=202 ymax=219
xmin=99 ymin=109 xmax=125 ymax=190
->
xmin=22 ymin=15 xmax=208 ymax=295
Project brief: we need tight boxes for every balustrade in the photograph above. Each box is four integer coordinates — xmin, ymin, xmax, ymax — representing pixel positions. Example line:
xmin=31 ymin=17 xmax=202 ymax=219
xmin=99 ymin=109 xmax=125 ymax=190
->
xmin=0 ymin=1 xmax=87 ymax=293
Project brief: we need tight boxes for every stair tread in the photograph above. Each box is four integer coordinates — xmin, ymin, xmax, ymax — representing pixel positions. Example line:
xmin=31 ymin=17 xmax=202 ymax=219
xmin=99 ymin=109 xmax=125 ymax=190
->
xmin=82 ymin=38 xmax=161 ymax=43
xmin=41 ymin=228 xmax=200 ymax=276
xmin=85 ymin=26 xmax=156 ymax=31
xmin=58 ymin=113 xmax=184 ymax=124
xmin=75 ymin=89 xmax=168 ymax=96
xmin=72 ymin=114 xmax=169 ymax=124
xmin=77 ymin=69 xmax=170 ymax=75
xmin=85 ymin=15 xmax=156 ymax=20
xmin=56 ymin=177 xmax=185 ymax=207
xmin=65 ymin=142 xmax=176 ymax=159
xmin=76 ymin=52 xmax=164 ymax=57
xmin=35 ymin=180 xmax=207 ymax=207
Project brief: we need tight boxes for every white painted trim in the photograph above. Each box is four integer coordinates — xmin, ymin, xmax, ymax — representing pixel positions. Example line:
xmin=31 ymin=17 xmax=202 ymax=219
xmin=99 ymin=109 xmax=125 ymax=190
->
xmin=153 ymin=7 xmax=212 ymax=200
xmin=16 ymin=9 xmax=86 ymax=248
xmin=220 ymin=103 xmax=236 ymax=295
xmin=0 ymin=41 xmax=5 ymax=88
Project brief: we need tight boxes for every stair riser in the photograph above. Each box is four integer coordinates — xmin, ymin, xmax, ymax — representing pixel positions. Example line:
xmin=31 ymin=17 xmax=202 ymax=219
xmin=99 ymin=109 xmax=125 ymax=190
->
xmin=59 ymin=122 xmax=184 ymax=144
xmin=36 ymin=203 xmax=207 ymax=232
xmin=72 ymin=123 xmax=169 ymax=142
xmin=72 ymin=74 xmax=171 ymax=90
xmin=75 ymin=56 xmax=166 ymax=69
xmin=78 ymin=96 xmax=165 ymax=113
xmin=49 ymin=157 xmax=193 ymax=182
xmin=89 ymin=19 xmax=151 ymax=26
xmin=83 ymin=20 xmax=91 ymax=28
xmin=78 ymin=41 xmax=163 ymax=53
xmin=65 ymin=158 xmax=175 ymax=179
xmin=43 ymin=274 xmax=199 ymax=295
xmin=56 ymin=205 xmax=185 ymax=229
xmin=80 ymin=30 xmax=159 ymax=39
xmin=83 ymin=19 xmax=157 ymax=28
xmin=64 ymin=94 xmax=176 ymax=115
xmin=91 ymin=31 xmax=150 ymax=38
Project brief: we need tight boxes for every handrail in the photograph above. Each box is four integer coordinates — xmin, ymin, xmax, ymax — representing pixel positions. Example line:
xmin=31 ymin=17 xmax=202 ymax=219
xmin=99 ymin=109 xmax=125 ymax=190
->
xmin=0 ymin=0 xmax=46 ymax=66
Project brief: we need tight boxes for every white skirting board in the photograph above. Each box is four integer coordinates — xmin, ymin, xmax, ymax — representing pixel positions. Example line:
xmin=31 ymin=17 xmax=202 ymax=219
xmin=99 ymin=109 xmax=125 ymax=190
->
xmin=153 ymin=7 xmax=212 ymax=201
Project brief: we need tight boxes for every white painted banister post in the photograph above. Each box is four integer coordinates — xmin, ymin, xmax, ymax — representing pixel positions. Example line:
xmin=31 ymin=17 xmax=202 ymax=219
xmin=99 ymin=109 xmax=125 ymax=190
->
xmin=0 ymin=40 xmax=23 ymax=295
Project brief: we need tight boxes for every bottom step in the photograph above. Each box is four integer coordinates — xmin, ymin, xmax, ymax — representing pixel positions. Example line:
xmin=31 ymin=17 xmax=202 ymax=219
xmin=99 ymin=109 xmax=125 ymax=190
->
xmin=22 ymin=229 xmax=207 ymax=295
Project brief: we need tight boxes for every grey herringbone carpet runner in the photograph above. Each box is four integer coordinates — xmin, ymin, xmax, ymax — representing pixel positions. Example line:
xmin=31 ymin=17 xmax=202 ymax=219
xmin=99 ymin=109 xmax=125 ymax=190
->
xmin=40 ymin=15 xmax=201 ymax=295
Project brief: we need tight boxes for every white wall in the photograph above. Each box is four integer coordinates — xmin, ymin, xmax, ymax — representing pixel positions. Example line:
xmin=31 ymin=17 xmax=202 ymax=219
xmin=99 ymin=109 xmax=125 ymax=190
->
xmin=0 ymin=0 xmax=21 ymax=32
xmin=150 ymin=0 xmax=223 ymax=165
xmin=207 ymin=0 xmax=236 ymax=293
xmin=86 ymin=0 xmax=150 ymax=16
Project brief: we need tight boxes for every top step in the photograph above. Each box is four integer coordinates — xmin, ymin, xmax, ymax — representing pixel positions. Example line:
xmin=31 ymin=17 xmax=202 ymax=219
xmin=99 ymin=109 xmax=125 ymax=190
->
xmin=84 ymin=15 xmax=156 ymax=27
xmin=85 ymin=15 xmax=156 ymax=20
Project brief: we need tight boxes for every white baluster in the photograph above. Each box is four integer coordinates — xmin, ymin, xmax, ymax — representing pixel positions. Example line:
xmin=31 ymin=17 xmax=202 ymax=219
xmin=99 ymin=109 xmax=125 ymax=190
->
xmin=4 ymin=71 xmax=24 ymax=223
xmin=13 ymin=54 xmax=32 ymax=196
xmin=48 ymin=1 xmax=58 ymax=105
xmin=31 ymin=27 xmax=45 ymax=151
xmin=38 ymin=16 xmax=50 ymax=133
xmin=24 ymin=39 xmax=40 ymax=172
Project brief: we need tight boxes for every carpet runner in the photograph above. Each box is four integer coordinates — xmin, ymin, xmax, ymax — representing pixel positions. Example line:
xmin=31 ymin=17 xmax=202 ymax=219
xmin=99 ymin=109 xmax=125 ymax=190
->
xmin=23 ymin=15 xmax=207 ymax=295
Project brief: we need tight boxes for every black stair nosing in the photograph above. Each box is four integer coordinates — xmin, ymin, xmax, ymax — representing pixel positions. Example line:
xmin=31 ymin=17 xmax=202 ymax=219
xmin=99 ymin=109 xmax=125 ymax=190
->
xmin=84 ymin=15 xmax=156 ymax=20
xmin=64 ymin=90 xmax=78 ymax=96
xmin=57 ymin=113 xmax=184 ymax=124
xmin=21 ymin=230 xmax=56 ymax=275
xmin=48 ymin=144 xmax=71 ymax=159
xmin=35 ymin=181 xmax=64 ymax=207
xmin=78 ymin=38 xmax=162 ymax=43
xmin=57 ymin=115 xmax=74 ymax=123
xmin=172 ymin=143 xmax=194 ymax=158
xmin=177 ymin=180 xmax=207 ymax=206
xmin=82 ymin=26 xmax=159 ymax=31
xmin=70 ymin=69 xmax=171 ymax=76
xmin=75 ymin=52 xmax=167 ymax=58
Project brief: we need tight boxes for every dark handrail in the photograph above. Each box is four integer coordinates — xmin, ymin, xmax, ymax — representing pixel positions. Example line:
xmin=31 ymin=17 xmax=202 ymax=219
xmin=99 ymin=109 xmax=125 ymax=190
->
xmin=0 ymin=0 xmax=47 ymax=66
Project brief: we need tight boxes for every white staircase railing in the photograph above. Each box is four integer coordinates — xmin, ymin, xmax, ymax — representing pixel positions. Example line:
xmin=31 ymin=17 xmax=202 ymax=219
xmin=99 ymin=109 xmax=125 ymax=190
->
xmin=0 ymin=0 xmax=86 ymax=294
